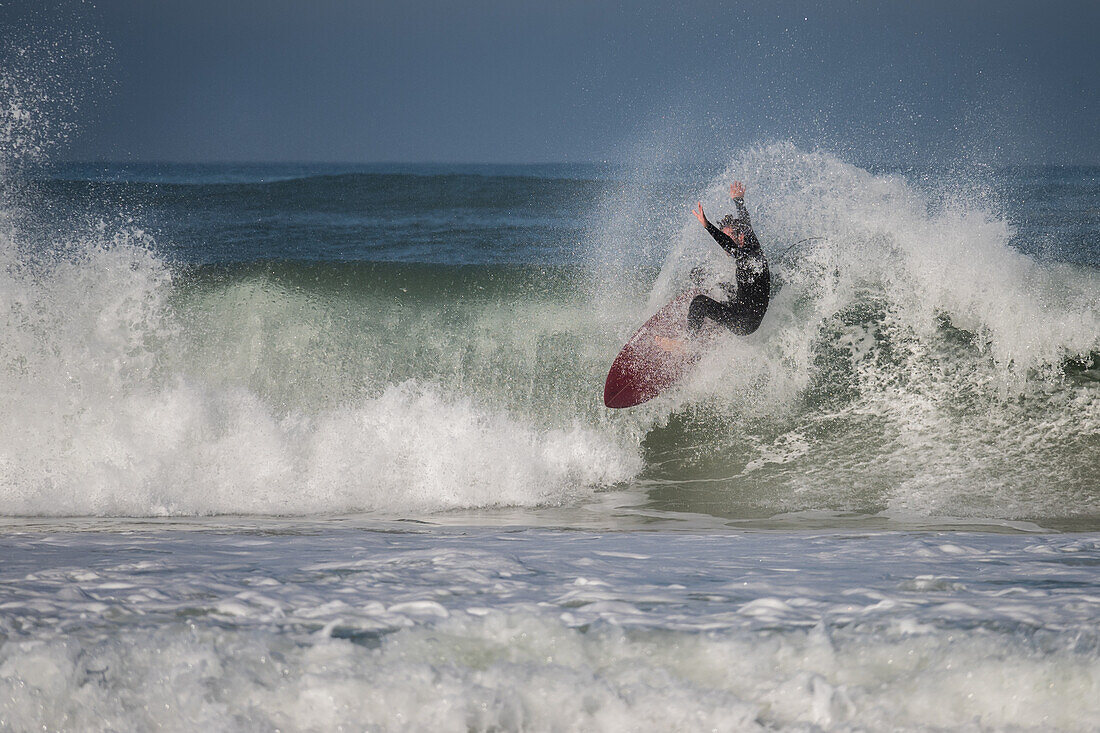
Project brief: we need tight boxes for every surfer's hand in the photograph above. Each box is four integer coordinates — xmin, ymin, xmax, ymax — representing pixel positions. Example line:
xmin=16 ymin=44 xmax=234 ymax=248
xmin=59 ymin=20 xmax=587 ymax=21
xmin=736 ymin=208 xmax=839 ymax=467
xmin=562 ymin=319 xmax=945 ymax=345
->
xmin=691 ymin=202 xmax=707 ymax=226
xmin=729 ymin=181 xmax=745 ymax=199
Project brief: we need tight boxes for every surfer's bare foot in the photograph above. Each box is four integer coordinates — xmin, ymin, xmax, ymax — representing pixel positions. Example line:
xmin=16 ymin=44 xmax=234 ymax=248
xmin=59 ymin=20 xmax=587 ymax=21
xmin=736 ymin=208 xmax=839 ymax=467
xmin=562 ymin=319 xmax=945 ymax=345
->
xmin=654 ymin=335 xmax=686 ymax=354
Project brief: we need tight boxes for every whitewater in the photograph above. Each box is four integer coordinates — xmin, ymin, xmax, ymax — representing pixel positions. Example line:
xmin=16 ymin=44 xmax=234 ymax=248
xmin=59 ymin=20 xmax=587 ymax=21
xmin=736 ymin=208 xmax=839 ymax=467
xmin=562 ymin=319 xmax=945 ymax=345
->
xmin=2 ymin=83 xmax=1100 ymax=728
xmin=4 ymin=150 xmax=1097 ymax=523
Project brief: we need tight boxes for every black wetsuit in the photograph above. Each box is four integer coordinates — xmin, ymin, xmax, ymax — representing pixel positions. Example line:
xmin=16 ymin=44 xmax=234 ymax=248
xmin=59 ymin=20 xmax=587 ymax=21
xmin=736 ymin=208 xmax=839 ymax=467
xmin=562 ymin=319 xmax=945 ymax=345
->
xmin=689 ymin=197 xmax=771 ymax=335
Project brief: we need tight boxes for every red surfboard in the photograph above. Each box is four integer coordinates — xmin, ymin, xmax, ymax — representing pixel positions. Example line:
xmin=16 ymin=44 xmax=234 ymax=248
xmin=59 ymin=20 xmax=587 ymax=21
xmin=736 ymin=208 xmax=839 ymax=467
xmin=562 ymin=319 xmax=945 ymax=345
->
xmin=603 ymin=288 xmax=714 ymax=408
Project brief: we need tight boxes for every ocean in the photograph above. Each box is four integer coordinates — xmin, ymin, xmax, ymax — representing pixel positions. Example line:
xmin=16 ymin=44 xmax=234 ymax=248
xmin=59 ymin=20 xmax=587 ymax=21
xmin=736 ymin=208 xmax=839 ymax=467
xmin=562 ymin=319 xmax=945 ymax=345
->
xmin=1 ymin=146 xmax=1098 ymax=730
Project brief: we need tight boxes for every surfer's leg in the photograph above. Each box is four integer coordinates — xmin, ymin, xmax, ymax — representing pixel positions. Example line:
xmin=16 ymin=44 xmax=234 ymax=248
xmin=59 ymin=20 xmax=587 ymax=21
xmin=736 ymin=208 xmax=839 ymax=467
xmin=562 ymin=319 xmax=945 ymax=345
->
xmin=688 ymin=295 xmax=726 ymax=332
xmin=720 ymin=299 xmax=766 ymax=335
xmin=689 ymin=295 xmax=763 ymax=335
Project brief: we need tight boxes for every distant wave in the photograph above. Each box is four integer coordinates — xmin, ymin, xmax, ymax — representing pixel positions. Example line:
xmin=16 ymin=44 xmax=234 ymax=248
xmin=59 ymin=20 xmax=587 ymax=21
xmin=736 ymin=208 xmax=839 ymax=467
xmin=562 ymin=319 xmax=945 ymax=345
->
xmin=36 ymin=168 xmax=610 ymax=188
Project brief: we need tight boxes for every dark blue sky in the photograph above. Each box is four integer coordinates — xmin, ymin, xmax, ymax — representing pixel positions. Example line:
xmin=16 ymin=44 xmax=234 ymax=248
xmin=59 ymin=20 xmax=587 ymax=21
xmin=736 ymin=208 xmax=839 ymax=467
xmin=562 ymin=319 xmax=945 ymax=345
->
xmin=4 ymin=0 xmax=1098 ymax=164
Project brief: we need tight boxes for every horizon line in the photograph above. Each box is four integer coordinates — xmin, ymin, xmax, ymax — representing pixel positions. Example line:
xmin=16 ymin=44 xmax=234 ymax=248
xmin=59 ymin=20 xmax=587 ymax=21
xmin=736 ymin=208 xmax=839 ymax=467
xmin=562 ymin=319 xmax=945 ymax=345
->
xmin=46 ymin=158 xmax=1100 ymax=170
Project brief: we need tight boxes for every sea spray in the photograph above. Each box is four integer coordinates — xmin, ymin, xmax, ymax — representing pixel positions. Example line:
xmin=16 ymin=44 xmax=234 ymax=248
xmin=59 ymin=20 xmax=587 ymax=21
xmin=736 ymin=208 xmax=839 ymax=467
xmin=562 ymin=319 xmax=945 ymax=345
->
xmin=636 ymin=144 xmax=1100 ymax=522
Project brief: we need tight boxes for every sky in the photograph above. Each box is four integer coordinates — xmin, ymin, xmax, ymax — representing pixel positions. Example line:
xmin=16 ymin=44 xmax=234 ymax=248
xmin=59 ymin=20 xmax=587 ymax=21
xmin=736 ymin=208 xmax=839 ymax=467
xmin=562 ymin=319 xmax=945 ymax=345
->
xmin=2 ymin=0 xmax=1098 ymax=165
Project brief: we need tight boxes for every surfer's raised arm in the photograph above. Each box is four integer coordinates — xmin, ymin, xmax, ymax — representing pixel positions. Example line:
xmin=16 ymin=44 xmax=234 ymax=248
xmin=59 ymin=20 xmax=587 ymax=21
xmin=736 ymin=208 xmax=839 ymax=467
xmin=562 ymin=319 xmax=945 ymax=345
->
xmin=729 ymin=181 xmax=752 ymax=229
xmin=691 ymin=202 xmax=710 ymax=228
xmin=691 ymin=202 xmax=733 ymax=248
xmin=694 ymin=205 xmax=742 ymax=256
xmin=692 ymin=183 xmax=757 ymax=254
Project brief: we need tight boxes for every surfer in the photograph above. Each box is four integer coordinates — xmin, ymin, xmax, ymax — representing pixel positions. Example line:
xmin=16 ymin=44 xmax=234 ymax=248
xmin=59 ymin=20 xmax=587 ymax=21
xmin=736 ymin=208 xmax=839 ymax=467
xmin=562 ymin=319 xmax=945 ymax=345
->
xmin=688 ymin=181 xmax=771 ymax=335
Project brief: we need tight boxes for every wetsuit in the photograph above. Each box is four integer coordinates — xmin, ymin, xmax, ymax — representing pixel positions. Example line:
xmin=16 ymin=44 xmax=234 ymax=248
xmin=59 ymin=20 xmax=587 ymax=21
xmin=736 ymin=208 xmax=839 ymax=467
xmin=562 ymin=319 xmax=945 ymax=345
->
xmin=688 ymin=196 xmax=770 ymax=335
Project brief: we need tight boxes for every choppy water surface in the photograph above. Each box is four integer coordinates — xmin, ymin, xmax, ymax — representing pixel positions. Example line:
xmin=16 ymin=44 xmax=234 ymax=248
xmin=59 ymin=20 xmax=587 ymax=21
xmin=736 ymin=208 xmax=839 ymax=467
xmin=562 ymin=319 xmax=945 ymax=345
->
xmin=3 ymin=524 xmax=1099 ymax=731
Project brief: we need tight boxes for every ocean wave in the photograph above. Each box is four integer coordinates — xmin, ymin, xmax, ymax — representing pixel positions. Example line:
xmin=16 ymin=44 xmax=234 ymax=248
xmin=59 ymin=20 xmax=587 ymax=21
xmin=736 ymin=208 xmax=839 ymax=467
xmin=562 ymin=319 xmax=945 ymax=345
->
xmin=0 ymin=144 xmax=1097 ymax=521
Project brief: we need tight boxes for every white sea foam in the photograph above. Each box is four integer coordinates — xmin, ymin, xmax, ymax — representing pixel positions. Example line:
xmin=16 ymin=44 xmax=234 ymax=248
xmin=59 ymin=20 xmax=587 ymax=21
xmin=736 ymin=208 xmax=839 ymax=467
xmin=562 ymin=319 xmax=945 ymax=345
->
xmin=1 ymin=527 xmax=1098 ymax=731
xmin=13 ymin=620 xmax=1097 ymax=732
xmin=0 ymin=223 xmax=639 ymax=516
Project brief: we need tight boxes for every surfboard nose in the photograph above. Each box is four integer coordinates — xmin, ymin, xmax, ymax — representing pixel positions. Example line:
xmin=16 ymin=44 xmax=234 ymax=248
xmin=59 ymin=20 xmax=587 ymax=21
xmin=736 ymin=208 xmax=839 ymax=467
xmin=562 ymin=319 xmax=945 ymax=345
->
xmin=604 ymin=362 xmax=651 ymax=408
xmin=603 ymin=288 xmax=707 ymax=409
xmin=603 ymin=380 xmax=631 ymax=408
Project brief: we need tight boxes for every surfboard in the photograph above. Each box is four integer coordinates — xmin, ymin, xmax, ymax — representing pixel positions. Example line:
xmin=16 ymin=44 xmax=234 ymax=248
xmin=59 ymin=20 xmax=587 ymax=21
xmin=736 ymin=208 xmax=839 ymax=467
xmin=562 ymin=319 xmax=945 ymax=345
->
xmin=603 ymin=288 xmax=714 ymax=408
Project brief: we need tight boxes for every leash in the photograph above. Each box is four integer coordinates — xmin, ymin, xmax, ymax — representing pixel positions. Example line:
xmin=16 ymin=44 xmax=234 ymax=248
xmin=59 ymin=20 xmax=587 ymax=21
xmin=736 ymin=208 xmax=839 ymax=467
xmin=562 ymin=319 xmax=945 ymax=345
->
xmin=777 ymin=236 xmax=826 ymax=258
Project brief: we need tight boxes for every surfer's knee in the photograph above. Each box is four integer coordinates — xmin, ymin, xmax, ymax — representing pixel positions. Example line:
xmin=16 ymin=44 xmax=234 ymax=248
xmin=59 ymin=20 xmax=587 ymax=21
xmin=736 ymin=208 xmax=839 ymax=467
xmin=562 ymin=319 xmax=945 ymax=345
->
xmin=735 ymin=320 xmax=761 ymax=336
xmin=734 ymin=308 xmax=767 ymax=335
xmin=687 ymin=294 xmax=713 ymax=331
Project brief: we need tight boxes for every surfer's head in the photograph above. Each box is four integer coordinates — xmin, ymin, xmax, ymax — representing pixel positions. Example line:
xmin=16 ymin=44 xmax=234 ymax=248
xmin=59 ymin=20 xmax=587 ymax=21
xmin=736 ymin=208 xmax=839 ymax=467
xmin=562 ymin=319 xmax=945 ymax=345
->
xmin=718 ymin=214 xmax=747 ymax=244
